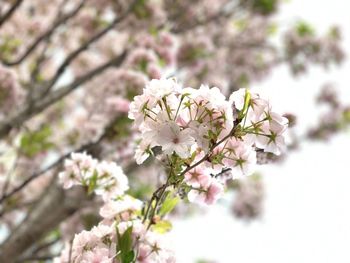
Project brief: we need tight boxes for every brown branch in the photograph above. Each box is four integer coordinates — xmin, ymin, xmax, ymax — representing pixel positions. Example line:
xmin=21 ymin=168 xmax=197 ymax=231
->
xmin=29 ymin=0 xmax=72 ymax=87
xmin=0 ymin=151 xmax=77 ymax=205
xmin=44 ymin=0 xmax=138 ymax=91
xmin=0 ymin=154 xmax=19 ymax=199
xmin=0 ymin=0 xmax=24 ymax=28
xmin=0 ymin=51 xmax=127 ymax=140
xmin=0 ymin=200 xmax=34 ymax=218
xmin=171 ymin=0 xmax=238 ymax=34
xmin=2 ymin=0 xmax=86 ymax=66
xmin=15 ymin=255 xmax=60 ymax=262
xmin=0 ymin=115 xmax=124 ymax=261
xmin=31 ymin=237 xmax=60 ymax=255
xmin=0 ymin=179 xmax=87 ymax=263
xmin=0 ymin=110 xmax=122 ymax=205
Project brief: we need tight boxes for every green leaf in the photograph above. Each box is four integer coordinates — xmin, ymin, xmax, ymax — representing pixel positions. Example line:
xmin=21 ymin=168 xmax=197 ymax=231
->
xmin=239 ymin=89 xmax=251 ymax=120
xmin=296 ymin=21 xmax=314 ymax=37
xmin=117 ymin=226 xmax=135 ymax=263
xmin=87 ymin=170 xmax=98 ymax=194
xmin=19 ymin=125 xmax=54 ymax=157
xmin=159 ymin=195 xmax=180 ymax=217
xmin=233 ymin=19 xmax=247 ymax=31
xmin=112 ymin=115 xmax=133 ymax=138
xmin=267 ymin=23 xmax=278 ymax=36
xmin=0 ymin=36 xmax=22 ymax=60
xmin=153 ymin=220 xmax=172 ymax=234
xmin=124 ymin=250 xmax=135 ymax=263
xmin=252 ymin=0 xmax=278 ymax=15
xmin=133 ymin=0 xmax=150 ymax=19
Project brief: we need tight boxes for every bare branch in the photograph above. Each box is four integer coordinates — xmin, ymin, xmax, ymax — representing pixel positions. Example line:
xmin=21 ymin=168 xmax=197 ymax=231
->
xmin=0 ymin=179 xmax=88 ymax=262
xmin=15 ymin=255 xmax=60 ymax=262
xmin=45 ymin=0 xmax=138 ymax=91
xmin=171 ymin=0 xmax=238 ymax=33
xmin=0 ymin=51 xmax=127 ymax=139
xmin=0 ymin=154 xmax=19 ymax=198
xmin=2 ymin=0 xmax=86 ymax=66
xmin=0 ymin=115 xmax=125 ymax=261
xmin=0 ymin=111 xmax=118 ymax=205
xmin=0 ymin=0 xmax=24 ymax=28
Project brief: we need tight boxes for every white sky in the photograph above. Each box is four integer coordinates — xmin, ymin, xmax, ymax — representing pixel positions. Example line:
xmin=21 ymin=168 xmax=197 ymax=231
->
xmin=171 ymin=0 xmax=350 ymax=262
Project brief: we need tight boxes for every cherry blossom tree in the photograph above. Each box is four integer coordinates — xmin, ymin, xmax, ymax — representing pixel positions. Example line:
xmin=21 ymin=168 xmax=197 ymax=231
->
xmin=0 ymin=0 xmax=346 ymax=262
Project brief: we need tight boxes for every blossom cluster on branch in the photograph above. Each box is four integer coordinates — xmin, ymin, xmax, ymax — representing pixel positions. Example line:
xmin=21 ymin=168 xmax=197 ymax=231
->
xmin=57 ymin=153 xmax=175 ymax=263
xmin=58 ymin=152 xmax=129 ymax=201
xmin=0 ymin=0 xmax=345 ymax=261
xmin=129 ymin=78 xmax=287 ymax=205
xmin=55 ymin=78 xmax=288 ymax=262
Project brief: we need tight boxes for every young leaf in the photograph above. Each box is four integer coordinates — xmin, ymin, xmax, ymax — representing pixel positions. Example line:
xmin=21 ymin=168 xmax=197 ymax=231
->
xmin=238 ymin=89 xmax=251 ymax=120
xmin=87 ymin=170 xmax=98 ymax=194
xmin=117 ymin=226 xmax=135 ymax=263
xmin=159 ymin=195 xmax=180 ymax=217
xmin=153 ymin=220 xmax=172 ymax=234
xmin=19 ymin=125 xmax=54 ymax=157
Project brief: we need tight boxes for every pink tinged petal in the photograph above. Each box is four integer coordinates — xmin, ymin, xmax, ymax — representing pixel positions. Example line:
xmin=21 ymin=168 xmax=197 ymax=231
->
xmin=205 ymin=181 xmax=224 ymax=205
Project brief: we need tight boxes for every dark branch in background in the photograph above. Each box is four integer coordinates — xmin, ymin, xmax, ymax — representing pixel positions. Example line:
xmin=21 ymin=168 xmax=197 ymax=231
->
xmin=15 ymin=255 xmax=60 ymax=262
xmin=171 ymin=0 xmax=238 ymax=33
xmin=44 ymin=0 xmax=139 ymax=92
xmin=29 ymin=237 xmax=61 ymax=257
xmin=0 ymin=0 xmax=24 ymax=28
xmin=0 ymin=180 xmax=87 ymax=263
xmin=29 ymin=0 xmax=74 ymax=87
xmin=0 ymin=155 xmax=19 ymax=199
xmin=36 ymin=51 xmax=128 ymax=112
xmin=27 ymin=38 xmax=52 ymax=103
xmin=1 ymin=0 xmax=86 ymax=66
xmin=0 ymin=109 xmax=126 ymax=205
xmin=0 ymin=0 xmax=138 ymax=139
xmin=0 ymin=113 xmax=131 ymax=262
xmin=0 ymin=200 xmax=34 ymax=219
xmin=0 ymin=51 xmax=127 ymax=139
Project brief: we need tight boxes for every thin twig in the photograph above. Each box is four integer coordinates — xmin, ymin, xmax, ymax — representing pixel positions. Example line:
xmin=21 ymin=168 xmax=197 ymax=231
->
xmin=15 ymin=254 xmax=60 ymax=262
xmin=30 ymin=237 xmax=60 ymax=255
xmin=171 ymin=0 xmax=238 ymax=33
xmin=0 ymin=0 xmax=24 ymax=28
xmin=44 ymin=0 xmax=138 ymax=91
xmin=2 ymin=0 xmax=86 ymax=66
xmin=0 ymin=121 xmax=110 ymax=204
xmin=142 ymin=119 xmax=241 ymax=229
xmin=1 ymin=154 xmax=19 ymax=198
xmin=29 ymin=0 xmax=71 ymax=87
xmin=0 ymin=51 xmax=127 ymax=139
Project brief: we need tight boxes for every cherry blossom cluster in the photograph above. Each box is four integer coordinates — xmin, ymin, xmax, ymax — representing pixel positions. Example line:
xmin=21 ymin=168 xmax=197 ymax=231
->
xmin=58 ymin=152 xmax=129 ymax=201
xmin=308 ymin=83 xmax=350 ymax=140
xmin=129 ymin=78 xmax=288 ymax=205
xmin=0 ymin=0 xmax=346 ymax=261
xmin=57 ymin=153 xmax=175 ymax=263
xmin=232 ymin=175 xmax=264 ymax=220
xmin=56 ymin=198 xmax=175 ymax=263
xmin=285 ymin=23 xmax=344 ymax=75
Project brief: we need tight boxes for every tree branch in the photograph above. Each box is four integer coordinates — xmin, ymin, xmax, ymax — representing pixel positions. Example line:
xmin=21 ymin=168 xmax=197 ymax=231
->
xmin=0 ymin=0 xmax=24 ymax=28
xmin=44 ymin=0 xmax=138 ymax=91
xmin=0 ymin=178 xmax=88 ymax=263
xmin=0 ymin=114 xmax=126 ymax=261
xmin=171 ymin=0 xmax=238 ymax=33
xmin=0 ymin=110 xmax=124 ymax=205
xmin=2 ymin=0 xmax=86 ymax=66
xmin=0 ymin=51 xmax=127 ymax=139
